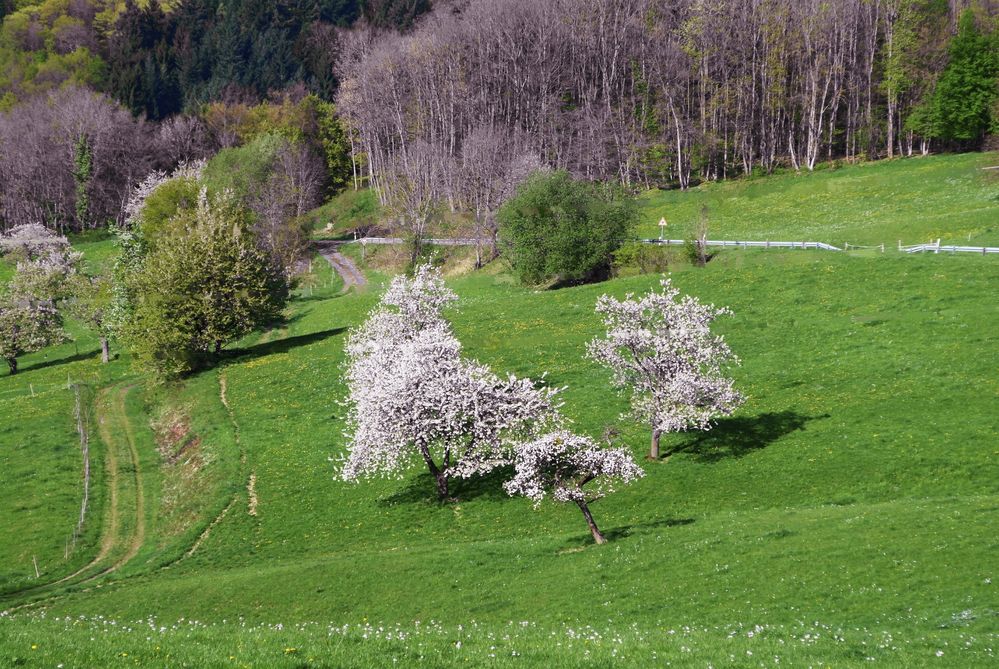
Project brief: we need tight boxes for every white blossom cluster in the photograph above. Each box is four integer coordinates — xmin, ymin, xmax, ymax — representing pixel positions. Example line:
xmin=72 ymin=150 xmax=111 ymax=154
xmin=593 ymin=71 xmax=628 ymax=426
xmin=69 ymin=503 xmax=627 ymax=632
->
xmin=504 ymin=430 xmax=644 ymax=506
xmin=0 ymin=222 xmax=72 ymax=261
xmin=341 ymin=266 xmax=560 ymax=489
xmin=587 ymin=277 xmax=744 ymax=435
xmin=1 ymin=224 xmax=81 ymax=304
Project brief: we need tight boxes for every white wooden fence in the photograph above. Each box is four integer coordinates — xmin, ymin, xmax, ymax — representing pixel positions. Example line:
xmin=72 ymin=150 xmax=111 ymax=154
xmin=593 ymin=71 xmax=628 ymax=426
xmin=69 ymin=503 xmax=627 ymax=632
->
xmin=898 ymin=238 xmax=999 ymax=255
xmin=645 ymin=238 xmax=843 ymax=251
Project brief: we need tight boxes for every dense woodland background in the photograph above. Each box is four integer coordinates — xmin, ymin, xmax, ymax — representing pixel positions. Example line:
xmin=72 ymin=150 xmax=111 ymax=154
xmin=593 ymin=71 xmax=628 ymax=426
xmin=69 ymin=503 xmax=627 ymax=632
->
xmin=0 ymin=0 xmax=996 ymax=234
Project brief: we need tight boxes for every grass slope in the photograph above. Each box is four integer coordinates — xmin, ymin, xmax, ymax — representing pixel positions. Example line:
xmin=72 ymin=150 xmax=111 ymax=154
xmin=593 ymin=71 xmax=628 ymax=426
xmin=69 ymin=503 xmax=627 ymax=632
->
xmin=639 ymin=152 xmax=999 ymax=246
xmin=2 ymin=158 xmax=998 ymax=667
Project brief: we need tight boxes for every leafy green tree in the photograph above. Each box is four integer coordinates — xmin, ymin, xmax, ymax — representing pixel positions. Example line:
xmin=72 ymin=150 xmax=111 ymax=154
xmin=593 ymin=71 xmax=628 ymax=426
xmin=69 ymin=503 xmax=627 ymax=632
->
xmin=73 ymin=134 xmax=92 ymax=227
xmin=316 ymin=100 xmax=353 ymax=194
xmin=124 ymin=190 xmax=288 ymax=378
xmin=922 ymin=10 xmax=998 ymax=146
xmin=497 ymin=171 xmax=637 ymax=286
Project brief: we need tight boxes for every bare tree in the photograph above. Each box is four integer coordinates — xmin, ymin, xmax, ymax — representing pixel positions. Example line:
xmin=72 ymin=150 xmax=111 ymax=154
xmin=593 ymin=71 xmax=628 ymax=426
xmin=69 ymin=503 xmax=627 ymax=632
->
xmin=0 ymin=87 xmax=150 ymax=233
xmin=335 ymin=0 xmax=961 ymax=198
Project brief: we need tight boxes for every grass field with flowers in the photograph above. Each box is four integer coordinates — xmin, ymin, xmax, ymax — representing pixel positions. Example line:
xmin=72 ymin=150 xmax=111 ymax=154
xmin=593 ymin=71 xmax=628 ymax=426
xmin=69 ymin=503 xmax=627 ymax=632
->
xmin=1 ymin=155 xmax=997 ymax=667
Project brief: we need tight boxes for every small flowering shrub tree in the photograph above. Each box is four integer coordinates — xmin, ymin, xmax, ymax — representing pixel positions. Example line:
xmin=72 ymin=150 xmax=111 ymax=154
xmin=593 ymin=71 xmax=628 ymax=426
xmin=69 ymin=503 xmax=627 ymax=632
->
xmin=342 ymin=265 xmax=559 ymax=500
xmin=504 ymin=430 xmax=644 ymax=544
xmin=0 ymin=223 xmax=72 ymax=263
xmin=0 ymin=296 xmax=66 ymax=375
xmin=587 ymin=278 xmax=744 ymax=460
xmin=1 ymin=224 xmax=82 ymax=304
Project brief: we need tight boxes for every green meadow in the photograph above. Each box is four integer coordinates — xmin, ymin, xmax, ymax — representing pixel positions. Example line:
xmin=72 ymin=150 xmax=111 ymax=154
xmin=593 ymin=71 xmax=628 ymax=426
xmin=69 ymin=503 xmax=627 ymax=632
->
xmin=639 ymin=152 xmax=999 ymax=247
xmin=1 ymin=155 xmax=997 ymax=667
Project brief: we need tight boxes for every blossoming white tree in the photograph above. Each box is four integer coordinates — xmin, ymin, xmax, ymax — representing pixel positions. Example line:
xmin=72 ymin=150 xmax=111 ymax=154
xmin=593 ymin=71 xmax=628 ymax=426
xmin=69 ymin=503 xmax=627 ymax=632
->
xmin=504 ymin=430 xmax=644 ymax=544
xmin=1 ymin=224 xmax=82 ymax=303
xmin=587 ymin=278 xmax=744 ymax=460
xmin=0 ymin=298 xmax=66 ymax=375
xmin=341 ymin=265 xmax=560 ymax=500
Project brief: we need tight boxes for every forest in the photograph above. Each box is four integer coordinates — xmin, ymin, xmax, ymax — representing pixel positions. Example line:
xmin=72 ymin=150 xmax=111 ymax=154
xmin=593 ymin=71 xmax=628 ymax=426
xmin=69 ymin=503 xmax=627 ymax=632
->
xmin=0 ymin=0 xmax=996 ymax=236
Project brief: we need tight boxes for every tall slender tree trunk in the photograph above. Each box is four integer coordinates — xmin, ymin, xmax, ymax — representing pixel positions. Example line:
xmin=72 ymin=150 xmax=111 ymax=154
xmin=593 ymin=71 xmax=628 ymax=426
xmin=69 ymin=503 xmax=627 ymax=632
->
xmin=6 ymin=357 xmax=16 ymax=375
xmin=649 ymin=427 xmax=662 ymax=460
xmin=100 ymin=337 xmax=110 ymax=364
xmin=575 ymin=499 xmax=606 ymax=544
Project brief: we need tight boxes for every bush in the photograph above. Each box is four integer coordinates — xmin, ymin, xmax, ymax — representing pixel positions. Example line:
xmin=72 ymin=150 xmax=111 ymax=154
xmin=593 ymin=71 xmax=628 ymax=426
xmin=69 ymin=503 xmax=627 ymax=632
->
xmin=497 ymin=171 xmax=637 ymax=286
xmin=612 ymin=241 xmax=671 ymax=276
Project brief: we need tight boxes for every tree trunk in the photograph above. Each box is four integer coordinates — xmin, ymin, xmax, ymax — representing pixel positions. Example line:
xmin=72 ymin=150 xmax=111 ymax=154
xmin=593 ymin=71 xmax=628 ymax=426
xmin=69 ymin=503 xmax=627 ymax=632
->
xmin=435 ymin=473 xmax=449 ymax=500
xmin=6 ymin=357 xmax=16 ymax=375
xmin=100 ymin=337 xmax=110 ymax=364
xmin=575 ymin=499 xmax=606 ymax=545
xmin=649 ymin=427 xmax=662 ymax=460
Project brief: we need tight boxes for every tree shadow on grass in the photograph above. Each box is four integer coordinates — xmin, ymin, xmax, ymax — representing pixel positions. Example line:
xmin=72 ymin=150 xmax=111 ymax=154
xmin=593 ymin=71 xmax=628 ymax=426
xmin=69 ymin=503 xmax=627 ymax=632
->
xmin=225 ymin=327 xmax=348 ymax=362
xmin=560 ymin=517 xmax=695 ymax=548
xmin=670 ymin=410 xmax=827 ymax=463
xmin=379 ymin=466 xmax=517 ymax=507
xmin=20 ymin=348 xmax=100 ymax=374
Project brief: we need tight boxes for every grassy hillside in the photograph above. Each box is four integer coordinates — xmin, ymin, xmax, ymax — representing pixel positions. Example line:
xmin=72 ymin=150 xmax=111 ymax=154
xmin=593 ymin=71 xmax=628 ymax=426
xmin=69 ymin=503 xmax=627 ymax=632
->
xmin=639 ymin=152 xmax=999 ymax=246
xmin=1 ymin=158 xmax=998 ymax=667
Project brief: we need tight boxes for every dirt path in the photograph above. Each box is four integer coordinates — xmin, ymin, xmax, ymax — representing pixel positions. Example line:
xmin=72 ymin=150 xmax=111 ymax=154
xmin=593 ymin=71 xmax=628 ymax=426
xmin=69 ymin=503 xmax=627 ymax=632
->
xmin=108 ymin=385 xmax=145 ymax=570
xmin=314 ymin=241 xmax=367 ymax=291
xmin=2 ymin=385 xmax=146 ymax=608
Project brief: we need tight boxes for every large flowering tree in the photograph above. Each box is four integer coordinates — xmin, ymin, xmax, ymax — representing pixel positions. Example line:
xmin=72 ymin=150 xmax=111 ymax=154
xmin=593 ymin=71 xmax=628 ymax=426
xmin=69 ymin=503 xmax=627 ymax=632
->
xmin=341 ymin=265 xmax=560 ymax=500
xmin=587 ymin=278 xmax=744 ymax=460
xmin=504 ymin=430 xmax=644 ymax=544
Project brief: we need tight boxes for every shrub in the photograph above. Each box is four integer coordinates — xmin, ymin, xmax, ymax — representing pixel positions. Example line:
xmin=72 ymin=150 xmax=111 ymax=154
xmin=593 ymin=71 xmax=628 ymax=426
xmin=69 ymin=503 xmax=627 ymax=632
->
xmin=612 ymin=241 xmax=671 ymax=276
xmin=498 ymin=171 xmax=637 ymax=286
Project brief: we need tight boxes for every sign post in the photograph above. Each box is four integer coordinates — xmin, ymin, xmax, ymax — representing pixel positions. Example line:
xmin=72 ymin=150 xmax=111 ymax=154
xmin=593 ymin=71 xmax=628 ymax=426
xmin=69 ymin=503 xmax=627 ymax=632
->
xmin=658 ymin=217 xmax=667 ymax=241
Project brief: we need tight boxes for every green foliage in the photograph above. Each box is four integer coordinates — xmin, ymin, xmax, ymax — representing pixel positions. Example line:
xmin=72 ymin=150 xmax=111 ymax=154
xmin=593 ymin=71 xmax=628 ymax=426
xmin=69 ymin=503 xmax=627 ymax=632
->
xmin=316 ymin=99 xmax=353 ymax=194
xmin=124 ymin=192 xmax=288 ymax=378
xmin=135 ymin=175 xmax=201 ymax=245
xmin=201 ymin=133 xmax=285 ymax=201
xmin=72 ymin=134 xmax=92 ymax=227
xmin=67 ymin=272 xmax=113 ymax=342
xmin=0 ymin=1 xmax=107 ymax=98
xmin=611 ymin=240 xmax=671 ymax=276
xmin=498 ymin=171 xmax=638 ymax=286
xmin=103 ymin=0 xmax=179 ymax=120
xmin=919 ymin=10 xmax=999 ymax=145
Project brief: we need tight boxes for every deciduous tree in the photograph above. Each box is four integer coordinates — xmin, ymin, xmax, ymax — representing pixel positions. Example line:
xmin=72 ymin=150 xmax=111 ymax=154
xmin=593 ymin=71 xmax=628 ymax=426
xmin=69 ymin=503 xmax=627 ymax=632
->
xmin=0 ymin=297 xmax=65 ymax=375
xmin=124 ymin=189 xmax=288 ymax=378
xmin=504 ymin=430 xmax=644 ymax=544
xmin=587 ymin=278 xmax=744 ymax=460
xmin=341 ymin=265 xmax=560 ymax=500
